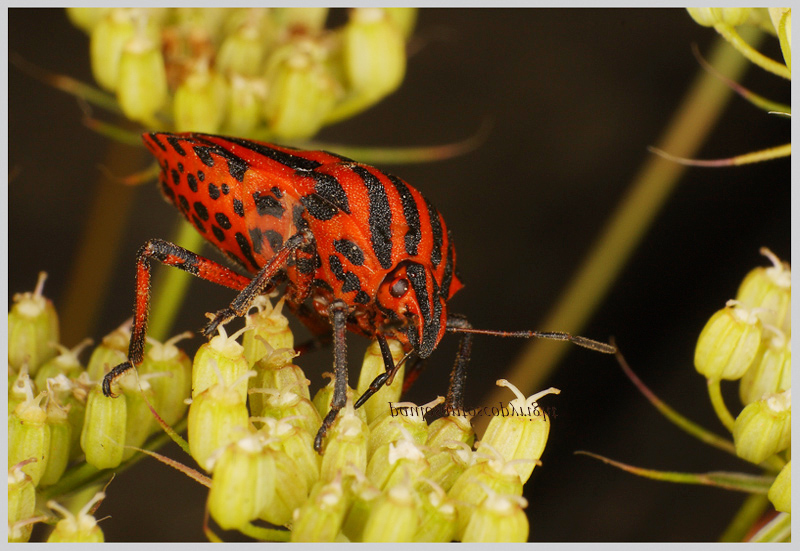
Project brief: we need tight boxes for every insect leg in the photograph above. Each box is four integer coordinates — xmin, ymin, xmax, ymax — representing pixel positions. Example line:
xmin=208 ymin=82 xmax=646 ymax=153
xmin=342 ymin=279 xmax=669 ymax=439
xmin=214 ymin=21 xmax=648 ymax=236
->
xmin=444 ymin=314 xmax=475 ymax=412
xmin=314 ymin=299 xmax=349 ymax=453
xmin=102 ymin=238 xmax=253 ymax=397
xmin=353 ymin=335 xmax=412 ymax=409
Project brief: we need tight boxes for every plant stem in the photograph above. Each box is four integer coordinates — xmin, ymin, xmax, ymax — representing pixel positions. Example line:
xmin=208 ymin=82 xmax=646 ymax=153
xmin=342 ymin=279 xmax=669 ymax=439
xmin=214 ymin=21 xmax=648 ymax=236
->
xmin=714 ymin=23 xmax=791 ymax=79
xmin=707 ymin=378 xmax=736 ymax=432
xmin=719 ymin=493 xmax=769 ymax=542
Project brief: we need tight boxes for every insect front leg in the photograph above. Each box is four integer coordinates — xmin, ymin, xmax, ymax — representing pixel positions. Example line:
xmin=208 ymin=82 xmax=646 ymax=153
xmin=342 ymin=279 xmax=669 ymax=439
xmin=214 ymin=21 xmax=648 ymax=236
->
xmin=102 ymin=239 xmax=253 ymax=397
xmin=353 ymin=335 xmax=412 ymax=409
xmin=314 ymin=299 xmax=349 ymax=453
xmin=444 ymin=314 xmax=474 ymax=412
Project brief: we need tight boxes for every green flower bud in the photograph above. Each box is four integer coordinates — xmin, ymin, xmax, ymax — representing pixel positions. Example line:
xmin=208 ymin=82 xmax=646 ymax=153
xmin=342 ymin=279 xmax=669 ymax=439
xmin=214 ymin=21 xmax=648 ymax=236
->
xmin=366 ymin=430 xmax=430 ymax=491
xmin=739 ymin=327 xmax=791 ymax=405
xmin=192 ymin=325 xmax=250 ymax=400
xmin=291 ymin=476 xmax=349 ymax=542
xmin=367 ymin=397 xmax=439 ymax=458
xmin=426 ymin=412 xmax=475 ymax=449
xmin=223 ymin=75 xmax=268 ymax=136
xmin=9 ymin=366 xmax=34 ymax=414
xmin=116 ymin=22 xmax=168 ymax=125
xmin=9 ymin=272 xmax=59 ymax=374
xmin=46 ymin=491 xmax=106 ymax=542
xmin=258 ymin=416 xmax=320 ymax=490
xmin=320 ymin=400 xmax=369 ymax=482
xmin=733 ymin=389 xmax=791 ymax=464
xmin=187 ymin=372 xmax=252 ymax=472
xmin=361 ymin=480 xmax=420 ymax=542
xmin=736 ymin=249 xmax=791 ymax=333
xmin=34 ymin=339 xmax=92 ymax=390
xmin=413 ymin=480 xmax=458 ymax=542
xmin=259 ymin=386 xmax=322 ymax=436
xmin=695 ymin=301 xmax=762 ymax=381
xmin=117 ymin=371 xmax=158 ymax=460
xmin=426 ymin=441 xmax=474 ymax=493
xmin=768 ymin=8 xmax=791 ymax=70
xmin=80 ymin=383 xmax=126 ymax=470
xmin=138 ymin=332 xmax=193 ymax=427
xmin=67 ymin=7 xmax=112 ymax=33
xmin=207 ymin=434 xmax=276 ymax=530
xmin=38 ymin=387 xmax=72 ymax=487
xmin=461 ymin=487 xmax=529 ymax=543
xmin=313 ymin=372 xmax=366 ymax=424
xmin=65 ymin=373 xmax=92 ymax=460
xmin=174 ymin=59 xmax=229 ymax=133
xmin=341 ymin=8 xmax=406 ymax=100
xmin=216 ymin=15 xmax=271 ymax=78
xmin=356 ymin=337 xmax=406 ymax=424
xmin=447 ymin=447 xmax=524 ymax=539
xmin=257 ymin=442 xmax=311 ymax=526
xmin=263 ymin=38 xmax=340 ymax=140
xmin=340 ymin=472 xmax=381 ymax=542
xmin=8 ymin=464 xmax=36 ymax=542
xmin=9 ymin=386 xmax=50 ymax=486
xmin=383 ymin=8 xmax=418 ymax=38
xmin=274 ymin=7 xmax=329 ymax=33
xmin=480 ymin=381 xmax=558 ymax=483
xmin=86 ymin=324 xmax=130 ymax=382
xmin=90 ymin=9 xmax=137 ymax=91
xmin=768 ymin=460 xmax=790 ymax=513
xmin=243 ymin=296 xmax=294 ymax=366
xmin=687 ymin=8 xmax=752 ymax=27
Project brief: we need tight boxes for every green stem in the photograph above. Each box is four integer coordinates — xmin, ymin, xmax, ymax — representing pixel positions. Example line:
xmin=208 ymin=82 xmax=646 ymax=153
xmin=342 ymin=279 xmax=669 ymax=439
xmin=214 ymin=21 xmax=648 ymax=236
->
xmin=707 ymin=378 xmax=736 ymax=432
xmin=748 ymin=512 xmax=791 ymax=542
xmin=238 ymin=522 xmax=291 ymax=542
xmin=714 ymin=23 xmax=791 ymax=79
xmin=147 ymin=219 xmax=206 ymax=341
xmin=719 ymin=493 xmax=769 ymax=542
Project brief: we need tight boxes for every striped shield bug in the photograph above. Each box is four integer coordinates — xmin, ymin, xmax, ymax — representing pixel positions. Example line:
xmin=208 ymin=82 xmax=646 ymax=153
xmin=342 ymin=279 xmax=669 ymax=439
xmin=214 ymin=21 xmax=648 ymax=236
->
xmin=103 ymin=132 xmax=614 ymax=451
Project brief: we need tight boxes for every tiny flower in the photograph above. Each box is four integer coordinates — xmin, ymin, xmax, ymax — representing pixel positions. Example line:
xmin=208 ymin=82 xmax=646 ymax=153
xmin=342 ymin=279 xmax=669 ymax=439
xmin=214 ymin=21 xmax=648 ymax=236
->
xmin=413 ymin=479 xmax=458 ymax=542
xmin=192 ymin=324 xmax=250 ymax=400
xmin=426 ymin=441 xmax=475 ymax=492
xmin=65 ymin=372 xmax=92 ymax=460
xmin=187 ymin=368 xmax=253 ymax=472
xmin=8 ymin=384 xmax=50 ymax=486
xmin=768 ymin=460 xmax=790 ymax=513
xmin=479 ymin=380 xmax=559 ymax=483
xmin=89 ymin=8 xmax=137 ymax=91
xmin=367 ymin=396 xmax=441 ymax=458
xmin=116 ymin=16 xmax=168 ymax=124
xmin=356 ymin=337 xmax=406 ymax=424
xmin=733 ymin=389 xmax=791 ymax=464
xmin=319 ymin=399 xmax=369 ymax=483
xmin=9 ymin=365 xmax=34 ymax=414
xmin=361 ymin=478 xmax=420 ymax=542
xmin=461 ymin=485 xmax=529 ymax=543
xmin=340 ymin=471 xmax=381 ymax=542
xmin=686 ymin=8 xmax=752 ymax=28
xmin=258 ymin=385 xmax=322 ymax=436
xmin=739 ymin=326 xmax=791 ymax=405
xmin=224 ymin=75 xmax=268 ymax=136
xmin=257 ymin=440 xmax=312 ymax=526
xmin=291 ymin=475 xmax=349 ymax=542
xmin=425 ymin=411 xmax=475 ymax=449
xmin=9 ymin=272 xmax=59 ymax=374
xmin=86 ymin=324 xmax=130 ymax=382
xmin=258 ymin=416 xmax=320 ymax=490
xmin=80 ymin=383 xmax=126 ymax=470
xmin=173 ymin=58 xmax=229 ymax=133
xmin=38 ymin=384 xmax=72 ymax=487
xmin=735 ymin=248 xmax=791 ymax=333
xmin=313 ymin=372 xmax=366 ymax=424
xmin=34 ymin=338 xmax=92 ymax=391
xmin=695 ymin=301 xmax=762 ymax=381
xmin=46 ymin=491 xmax=106 ymax=542
xmin=8 ymin=463 xmax=36 ymax=542
xmin=66 ymin=7 xmax=111 ymax=33
xmin=117 ymin=370 xmax=158 ymax=460
xmin=207 ymin=434 xmax=276 ymax=530
xmin=138 ymin=332 xmax=193 ymax=427
xmin=366 ymin=428 xmax=430 ymax=491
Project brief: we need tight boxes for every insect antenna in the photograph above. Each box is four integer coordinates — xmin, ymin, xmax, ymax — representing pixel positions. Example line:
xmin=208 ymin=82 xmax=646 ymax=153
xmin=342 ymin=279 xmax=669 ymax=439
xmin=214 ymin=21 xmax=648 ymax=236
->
xmin=444 ymin=326 xmax=616 ymax=354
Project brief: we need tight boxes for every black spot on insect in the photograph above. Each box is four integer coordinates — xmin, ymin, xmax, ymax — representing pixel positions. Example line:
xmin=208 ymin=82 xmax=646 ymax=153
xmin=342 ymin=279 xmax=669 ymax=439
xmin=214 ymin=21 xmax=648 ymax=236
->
xmin=187 ymin=173 xmax=198 ymax=193
xmin=193 ymin=201 xmax=209 ymax=221
xmin=166 ymin=135 xmax=187 ymax=156
xmin=271 ymin=186 xmax=283 ymax=199
xmin=208 ymin=183 xmax=220 ymax=200
xmin=171 ymin=169 xmax=180 ymax=186
xmin=221 ymin=183 xmax=229 ymax=195
xmin=233 ymin=198 xmax=245 ymax=217
xmin=264 ymin=229 xmax=283 ymax=252
xmin=178 ymin=194 xmax=190 ymax=213
xmin=191 ymin=215 xmax=207 ymax=234
xmin=220 ymin=136 xmax=323 ymax=172
xmin=235 ymin=231 xmax=260 ymax=271
xmin=313 ymin=279 xmax=334 ymax=293
xmin=293 ymin=205 xmax=310 ymax=231
xmin=355 ymin=290 xmax=370 ymax=304
xmin=160 ymin=180 xmax=175 ymax=201
xmin=311 ymin=171 xmax=351 ymax=214
xmin=212 ymin=225 xmax=225 ymax=242
xmin=333 ymin=239 xmax=365 ymax=266
xmin=301 ymin=194 xmax=337 ymax=221
xmin=148 ymin=133 xmax=168 ymax=152
xmin=193 ymin=146 xmax=215 ymax=167
xmin=197 ymin=170 xmax=205 ymax=181
xmin=341 ymin=272 xmax=362 ymax=294
xmin=253 ymin=191 xmax=285 ymax=219
xmin=177 ymin=162 xmax=184 ymax=173
xmin=296 ymin=257 xmax=316 ymax=274
xmin=352 ymin=166 xmax=392 ymax=270
xmin=328 ymin=254 xmax=345 ymax=280
xmin=249 ymin=228 xmax=264 ymax=254
xmin=215 ymin=212 xmax=232 ymax=230
xmin=192 ymin=136 xmax=250 ymax=182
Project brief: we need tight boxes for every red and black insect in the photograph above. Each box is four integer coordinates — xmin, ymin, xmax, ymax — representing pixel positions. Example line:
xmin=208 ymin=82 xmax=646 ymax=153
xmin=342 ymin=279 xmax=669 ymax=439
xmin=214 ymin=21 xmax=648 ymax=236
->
xmin=103 ymin=132 xmax=614 ymax=451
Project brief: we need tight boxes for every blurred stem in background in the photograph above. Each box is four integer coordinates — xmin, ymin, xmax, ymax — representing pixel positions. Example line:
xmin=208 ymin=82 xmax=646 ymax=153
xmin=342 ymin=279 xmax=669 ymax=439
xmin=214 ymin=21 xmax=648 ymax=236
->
xmin=477 ymin=27 xmax=764 ymax=435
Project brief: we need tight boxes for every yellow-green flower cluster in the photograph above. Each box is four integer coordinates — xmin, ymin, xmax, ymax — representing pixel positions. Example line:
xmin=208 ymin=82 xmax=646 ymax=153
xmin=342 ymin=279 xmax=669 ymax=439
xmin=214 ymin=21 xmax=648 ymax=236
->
xmin=7 ymin=274 xmax=192 ymax=542
xmin=693 ymin=249 xmax=791 ymax=512
xmin=67 ymin=7 xmax=415 ymax=138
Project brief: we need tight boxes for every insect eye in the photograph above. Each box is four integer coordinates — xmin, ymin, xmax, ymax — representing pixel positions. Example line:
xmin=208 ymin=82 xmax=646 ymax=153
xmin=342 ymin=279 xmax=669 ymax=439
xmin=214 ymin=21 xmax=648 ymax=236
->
xmin=390 ymin=278 xmax=409 ymax=298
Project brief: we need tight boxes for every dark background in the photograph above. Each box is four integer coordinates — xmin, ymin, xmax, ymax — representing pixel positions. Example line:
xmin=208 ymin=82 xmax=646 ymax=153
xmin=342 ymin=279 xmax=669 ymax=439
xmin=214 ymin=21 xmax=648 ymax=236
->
xmin=9 ymin=8 xmax=790 ymax=542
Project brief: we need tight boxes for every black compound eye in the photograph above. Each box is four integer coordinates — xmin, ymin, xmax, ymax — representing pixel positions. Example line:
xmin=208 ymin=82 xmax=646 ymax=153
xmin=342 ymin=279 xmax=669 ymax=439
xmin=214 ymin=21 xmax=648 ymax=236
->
xmin=390 ymin=278 xmax=409 ymax=298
